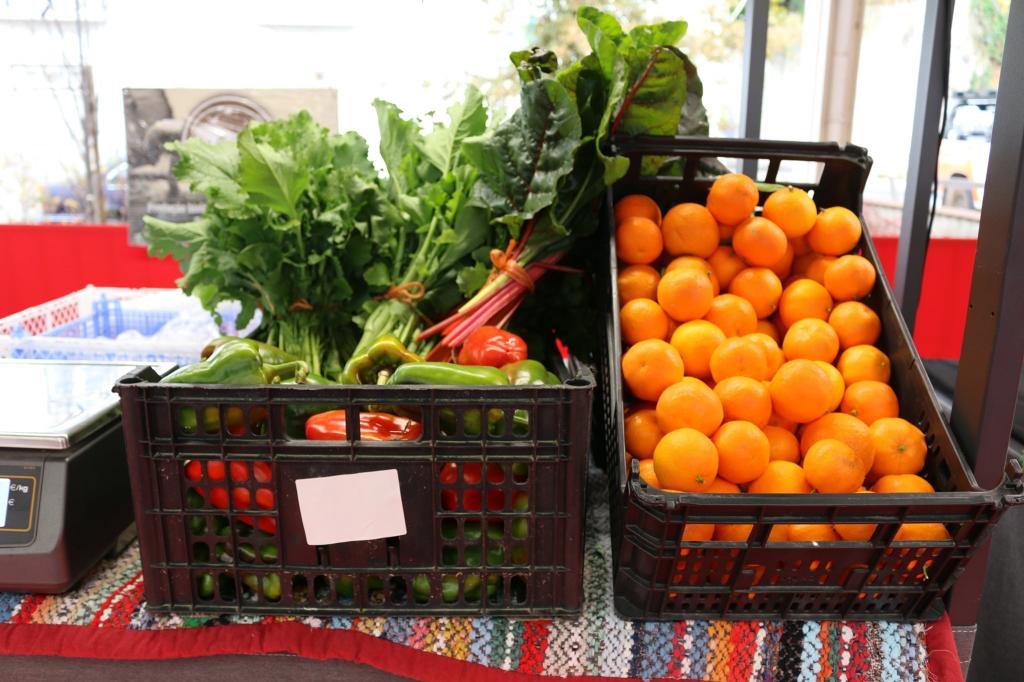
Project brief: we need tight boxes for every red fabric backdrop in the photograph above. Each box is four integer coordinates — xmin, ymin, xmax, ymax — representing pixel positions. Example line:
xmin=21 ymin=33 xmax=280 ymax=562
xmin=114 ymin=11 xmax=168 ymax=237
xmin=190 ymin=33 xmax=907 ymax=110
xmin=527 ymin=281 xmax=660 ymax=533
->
xmin=0 ymin=224 xmax=975 ymax=359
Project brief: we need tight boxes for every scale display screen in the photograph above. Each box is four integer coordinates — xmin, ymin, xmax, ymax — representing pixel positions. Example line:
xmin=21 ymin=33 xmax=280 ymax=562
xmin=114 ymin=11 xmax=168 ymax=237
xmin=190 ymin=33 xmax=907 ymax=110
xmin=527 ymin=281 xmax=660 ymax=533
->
xmin=0 ymin=469 xmax=38 ymax=543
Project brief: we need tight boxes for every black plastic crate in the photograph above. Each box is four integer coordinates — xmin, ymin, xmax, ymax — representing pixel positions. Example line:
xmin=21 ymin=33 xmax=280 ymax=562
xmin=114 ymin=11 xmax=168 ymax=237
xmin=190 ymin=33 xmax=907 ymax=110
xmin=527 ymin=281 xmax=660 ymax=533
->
xmin=115 ymin=365 xmax=593 ymax=617
xmin=595 ymin=135 xmax=1023 ymax=622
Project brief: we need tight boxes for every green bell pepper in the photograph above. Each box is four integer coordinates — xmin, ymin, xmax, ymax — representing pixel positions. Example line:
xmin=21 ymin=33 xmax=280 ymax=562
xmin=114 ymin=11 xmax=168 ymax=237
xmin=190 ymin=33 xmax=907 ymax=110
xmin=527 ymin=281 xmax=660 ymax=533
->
xmin=388 ymin=362 xmax=509 ymax=386
xmin=163 ymin=344 xmax=309 ymax=385
xmin=501 ymin=359 xmax=560 ymax=386
xmin=201 ymin=336 xmax=299 ymax=365
xmin=341 ymin=335 xmax=422 ymax=384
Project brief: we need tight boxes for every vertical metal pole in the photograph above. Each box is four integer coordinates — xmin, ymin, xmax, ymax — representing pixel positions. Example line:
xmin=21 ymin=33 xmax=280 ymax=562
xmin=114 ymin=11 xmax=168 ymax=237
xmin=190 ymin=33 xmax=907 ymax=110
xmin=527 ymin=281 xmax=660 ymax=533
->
xmin=740 ymin=0 xmax=768 ymax=177
xmin=819 ymin=0 xmax=865 ymax=145
xmin=893 ymin=0 xmax=953 ymax=332
xmin=947 ymin=0 xmax=1024 ymax=627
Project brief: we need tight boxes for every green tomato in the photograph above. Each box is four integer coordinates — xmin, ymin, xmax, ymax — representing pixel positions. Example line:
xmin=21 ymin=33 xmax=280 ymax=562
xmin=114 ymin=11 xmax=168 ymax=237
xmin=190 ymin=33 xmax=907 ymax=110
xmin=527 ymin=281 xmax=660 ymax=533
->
xmin=263 ymin=574 xmax=281 ymax=601
xmin=411 ymin=574 xmax=431 ymax=601
xmin=511 ymin=518 xmax=529 ymax=540
xmin=336 ymin=575 xmax=354 ymax=600
xmin=196 ymin=573 xmax=215 ymax=600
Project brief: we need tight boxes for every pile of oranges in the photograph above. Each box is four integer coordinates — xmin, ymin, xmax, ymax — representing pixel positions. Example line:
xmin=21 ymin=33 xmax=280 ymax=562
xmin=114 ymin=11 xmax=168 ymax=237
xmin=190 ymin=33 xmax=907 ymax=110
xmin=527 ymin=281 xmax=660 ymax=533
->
xmin=615 ymin=173 xmax=948 ymax=544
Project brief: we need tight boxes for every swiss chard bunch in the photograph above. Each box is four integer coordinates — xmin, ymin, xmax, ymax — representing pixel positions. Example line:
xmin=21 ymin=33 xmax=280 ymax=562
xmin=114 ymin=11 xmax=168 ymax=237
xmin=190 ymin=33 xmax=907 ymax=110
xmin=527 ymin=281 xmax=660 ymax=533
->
xmin=144 ymin=112 xmax=400 ymax=377
xmin=420 ymin=7 xmax=713 ymax=350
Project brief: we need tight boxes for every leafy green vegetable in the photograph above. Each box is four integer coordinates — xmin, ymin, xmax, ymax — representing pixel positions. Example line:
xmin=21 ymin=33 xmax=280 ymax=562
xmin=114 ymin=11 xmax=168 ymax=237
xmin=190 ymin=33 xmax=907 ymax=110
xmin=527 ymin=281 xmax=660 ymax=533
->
xmin=144 ymin=111 xmax=398 ymax=376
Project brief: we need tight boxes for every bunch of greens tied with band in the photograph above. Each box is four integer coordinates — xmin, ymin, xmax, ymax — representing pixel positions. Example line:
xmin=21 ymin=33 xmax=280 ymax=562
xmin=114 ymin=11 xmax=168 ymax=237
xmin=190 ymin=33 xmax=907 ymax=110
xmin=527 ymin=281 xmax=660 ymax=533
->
xmin=144 ymin=7 xmax=710 ymax=379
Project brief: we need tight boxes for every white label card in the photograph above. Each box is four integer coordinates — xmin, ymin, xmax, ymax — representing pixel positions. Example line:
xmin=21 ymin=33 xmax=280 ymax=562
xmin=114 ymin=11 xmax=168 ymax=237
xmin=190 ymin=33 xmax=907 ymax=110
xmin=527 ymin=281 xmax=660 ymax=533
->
xmin=294 ymin=469 xmax=407 ymax=546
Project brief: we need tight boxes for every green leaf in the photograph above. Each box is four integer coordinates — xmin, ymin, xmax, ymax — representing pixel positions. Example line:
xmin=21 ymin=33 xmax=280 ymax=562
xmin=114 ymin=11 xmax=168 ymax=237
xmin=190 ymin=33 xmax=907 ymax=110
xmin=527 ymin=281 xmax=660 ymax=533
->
xmin=167 ymin=138 xmax=247 ymax=212
xmin=419 ymin=86 xmax=487 ymax=174
xmin=618 ymin=46 xmax=689 ymax=137
xmin=577 ymin=7 xmax=625 ymax=80
xmin=373 ymin=99 xmax=423 ymax=193
xmin=678 ymin=51 xmax=711 ymax=137
xmin=363 ymin=262 xmax=391 ymax=286
xmin=456 ymin=261 xmax=491 ymax=296
xmin=463 ymin=79 xmax=582 ymax=232
xmin=510 ymin=48 xmax=559 ymax=83
xmin=624 ymin=20 xmax=687 ymax=50
xmin=143 ymin=216 xmax=208 ymax=262
xmin=237 ymin=128 xmax=308 ymax=219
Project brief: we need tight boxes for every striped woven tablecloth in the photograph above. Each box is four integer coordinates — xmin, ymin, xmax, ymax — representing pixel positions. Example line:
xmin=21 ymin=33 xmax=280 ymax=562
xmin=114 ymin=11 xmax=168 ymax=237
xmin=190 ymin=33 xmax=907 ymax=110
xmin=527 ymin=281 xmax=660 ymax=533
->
xmin=0 ymin=468 xmax=956 ymax=681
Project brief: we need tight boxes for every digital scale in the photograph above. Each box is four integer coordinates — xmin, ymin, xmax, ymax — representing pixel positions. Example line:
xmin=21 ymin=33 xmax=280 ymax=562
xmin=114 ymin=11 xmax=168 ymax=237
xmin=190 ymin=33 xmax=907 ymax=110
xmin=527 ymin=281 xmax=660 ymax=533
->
xmin=0 ymin=359 xmax=173 ymax=592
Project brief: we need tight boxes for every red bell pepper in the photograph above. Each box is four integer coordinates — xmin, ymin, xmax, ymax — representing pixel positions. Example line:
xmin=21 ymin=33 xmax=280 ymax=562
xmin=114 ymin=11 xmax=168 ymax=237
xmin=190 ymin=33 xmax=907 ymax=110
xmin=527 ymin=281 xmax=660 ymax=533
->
xmin=456 ymin=326 xmax=528 ymax=368
xmin=305 ymin=411 xmax=422 ymax=441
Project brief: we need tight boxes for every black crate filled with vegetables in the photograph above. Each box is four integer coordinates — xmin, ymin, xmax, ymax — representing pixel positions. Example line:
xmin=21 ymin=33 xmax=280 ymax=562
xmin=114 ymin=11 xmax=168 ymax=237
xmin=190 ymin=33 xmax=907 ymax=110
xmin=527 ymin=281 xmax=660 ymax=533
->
xmin=123 ymin=6 xmax=715 ymax=616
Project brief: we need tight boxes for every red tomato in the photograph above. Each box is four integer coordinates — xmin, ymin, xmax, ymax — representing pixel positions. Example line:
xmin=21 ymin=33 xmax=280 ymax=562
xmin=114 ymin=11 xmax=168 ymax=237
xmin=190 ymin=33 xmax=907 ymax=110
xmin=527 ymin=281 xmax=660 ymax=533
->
xmin=206 ymin=461 xmax=226 ymax=481
xmin=487 ymin=463 xmax=505 ymax=484
xmin=439 ymin=463 xmax=458 ymax=485
xmin=258 ymin=517 xmax=277 ymax=535
xmin=456 ymin=326 xmax=528 ymax=368
xmin=209 ymin=487 xmax=229 ymax=510
xmin=487 ymin=489 xmax=505 ymax=511
xmin=229 ymin=462 xmax=249 ymax=482
xmin=232 ymin=487 xmax=251 ymax=509
xmin=463 ymin=489 xmax=482 ymax=511
xmin=462 ymin=463 xmax=482 ymax=484
xmin=255 ymin=488 xmax=274 ymax=509
xmin=253 ymin=462 xmax=273 ymax=483
xmin=441 ymin=489 xmax=458 ymax=511
xmin=184 ymin=460 xmax=202 ymax=481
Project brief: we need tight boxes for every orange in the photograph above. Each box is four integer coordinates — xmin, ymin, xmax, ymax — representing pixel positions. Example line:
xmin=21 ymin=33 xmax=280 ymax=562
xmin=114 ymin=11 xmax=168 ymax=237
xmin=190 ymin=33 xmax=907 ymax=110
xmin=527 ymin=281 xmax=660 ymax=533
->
xmin=768 ymin=411 xmax=798 ymax=432
xmin=704 ymin=294 xmax=758 ymax=337
xmin=755 ymin=319 xmax=781 ymax=343
xmin=706 ymin=477 xmax=742 ymax=494
xmin=732 ymin=217 xmax=788 ymax=267
xmin=653 ymin=428 xmax=719 ymax=492
xmin=708 ymin=246 xmax=747 ymax=289
xmin=662 ymin=203 xmax=720 ymax=258
xmin=637 ymin=458 xmax=661 ymax=488
xmin=837 ymin=345 xmax=891 ymax=384
xmin=788 ymin=524 xmax=840 ymax=542
xmin=841 ymin=380 xmax=899 ymax=426
xmin=829 ymin=302 xmax=882 ymax=349
xmin=620 ymin=298 xmax=670 ymax=345
xmin=748 ymin=333 xmax=784 ymax=377
xmin=714 ymin=376 xmax=772 ymax=428
xmin=681 ymin=523 xmax=715 ymax=542
xmin=622 ymin=339 xmax=686 ymax=402
xmin=834 ymin=490 xmax=878 ymax=541
xmin=624 ymin=408 xmax=663 ymax=460
xmin=824 ymin=255 xmax=876 ymax=301
xmin=778 ymin=279 xmax=834 ymax=329
xmin=782 ymin=318 xmax=840 ymax=363
xmin=666 ymin=256 xmax=720 ymax=295
xmin=709 ymin=336 xmax=769 ymax=383
xmin=670 ymin=320 xmax=726 ymax=381
xmin=656 ymin=377 xmax=724 ymax=436
xmin=770 ymin=359 xmax=833 ymax=424
xmin=804 ymin=255 xmax=838 ymax=285
xmin=657 ymin=268 xmax=715 ymax=322
xmin=616 ymin=216 xmax=663 ymax=265
xmin=713 ymin=420 xmax=770 ymax=484
xmin=764 ymin=425 xmax=800 ymax=462
xmin=894 ymin=523 xmax=950 ymax=541
xmin=815 ymin=360 xmax=846 ymax=411
xmin=706 ymin=173 xmax=759 ymax=226
xmin=803 ymin=438 xmax=865 ymax=493
xmin=714 ymin=524 xmax=753 ymax=542
xmin=729 ymin=267 xmax=783 ymax=319
xmin=763 ymin=186 xmax=817 ymax=238
xmin=615 ymin=194 xmax=662 ymax=225
xmin=792 ymin=251 xmax=816 ymax=276
xmin=617 ymin=264 xmax=661 ymax=304
xmin=869 ymin=417 xmax=927 ymax=477
xmin=871 ymin=473 xmax=934 ymax=494
xmin=800 ymin=412 xmax=873 ymax=472
xmin=806 ymin=206 xmax=862 ymax=255
xmin=748 ymin=460 xmax=812 ymax=494
xmin=768 ymin=242 xmax=795 ymax=280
